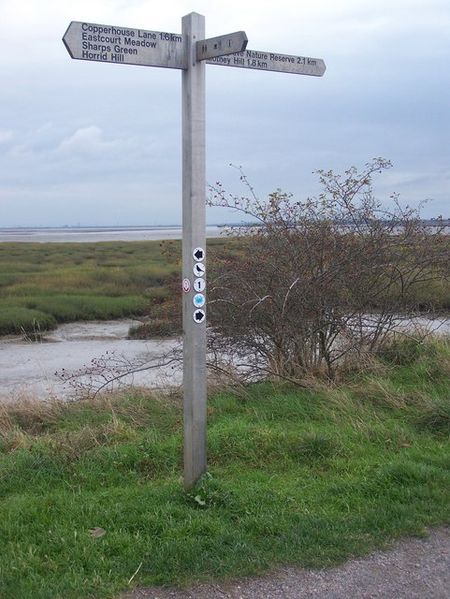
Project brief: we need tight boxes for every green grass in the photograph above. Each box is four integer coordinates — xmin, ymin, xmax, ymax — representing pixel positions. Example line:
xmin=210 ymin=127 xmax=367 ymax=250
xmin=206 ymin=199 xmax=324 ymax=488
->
xmin=0 ymin=307 xmax=57 ymax=336
xmin=0 ymin=337 xmax=449 ymax=598
xmin=22 ymin=295 xmax=149 ymax=323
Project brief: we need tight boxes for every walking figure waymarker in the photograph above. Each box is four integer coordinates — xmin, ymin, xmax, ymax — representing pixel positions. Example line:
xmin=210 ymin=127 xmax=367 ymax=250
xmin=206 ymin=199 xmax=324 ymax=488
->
xmin=63 ymin=12 xmax=326 ymax=489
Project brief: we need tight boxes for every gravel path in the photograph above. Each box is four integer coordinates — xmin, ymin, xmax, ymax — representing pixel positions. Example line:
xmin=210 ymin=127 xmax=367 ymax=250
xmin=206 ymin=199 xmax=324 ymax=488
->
xmin=123 ymin=527 xmax=450 ymax=599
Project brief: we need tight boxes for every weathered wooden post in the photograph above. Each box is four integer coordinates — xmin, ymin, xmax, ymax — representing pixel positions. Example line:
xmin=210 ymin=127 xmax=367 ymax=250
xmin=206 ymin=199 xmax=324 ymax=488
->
xmin=181 ymin=12 xmax=207 ymax=489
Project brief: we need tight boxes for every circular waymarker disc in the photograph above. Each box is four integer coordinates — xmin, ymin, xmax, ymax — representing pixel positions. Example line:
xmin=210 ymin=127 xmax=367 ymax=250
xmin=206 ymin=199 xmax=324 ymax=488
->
xmin=193 ymin=247 xmax=205 ymax=261
xmin=193 ymin=262 xmax=205 ymax=277
xmin=194 ymin=277 xmax=206 ymax=292
xmin=193 ymin=293 xmax=205 ymax=308
xmin=193 ymin=309 xmax=206 ymax=324
xmin=182 ymin=278 xmax=191 ymax=293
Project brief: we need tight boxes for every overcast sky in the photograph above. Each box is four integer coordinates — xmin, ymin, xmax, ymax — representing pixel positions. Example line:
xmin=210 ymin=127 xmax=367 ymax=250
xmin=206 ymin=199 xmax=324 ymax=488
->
xmin=0 ymin=0 xmax=448 ymax=226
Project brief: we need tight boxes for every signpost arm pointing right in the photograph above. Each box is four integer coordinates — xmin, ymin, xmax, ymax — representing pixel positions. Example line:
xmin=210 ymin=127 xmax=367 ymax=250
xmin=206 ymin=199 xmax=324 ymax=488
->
xmin=196 ymin=31 xmax=248 ymax=61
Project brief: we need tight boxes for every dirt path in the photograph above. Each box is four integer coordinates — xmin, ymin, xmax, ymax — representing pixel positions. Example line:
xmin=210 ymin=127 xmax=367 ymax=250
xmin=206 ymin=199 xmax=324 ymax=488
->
xmin=123 ymin=526 xmax=450 ymax=599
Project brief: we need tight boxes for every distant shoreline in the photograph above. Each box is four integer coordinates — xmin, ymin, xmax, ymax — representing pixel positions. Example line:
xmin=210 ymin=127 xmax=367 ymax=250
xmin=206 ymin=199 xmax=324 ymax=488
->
xmin=0 ymin=220 xmax=447 ymax=243
xmin=0 ymin=225 xmax=228 ymax=243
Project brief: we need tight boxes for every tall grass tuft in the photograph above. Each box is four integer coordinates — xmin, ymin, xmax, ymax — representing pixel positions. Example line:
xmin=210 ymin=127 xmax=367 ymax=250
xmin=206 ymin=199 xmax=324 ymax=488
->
xmin=0 ymin=307 xmax=57 ymax=335
xmin=415 ymin=401 xmax=450 ymax=437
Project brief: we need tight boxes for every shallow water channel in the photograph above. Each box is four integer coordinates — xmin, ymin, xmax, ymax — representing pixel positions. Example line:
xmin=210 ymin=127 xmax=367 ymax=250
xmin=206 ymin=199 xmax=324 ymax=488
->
xmin=0 ymin=320 xmax=180 ymax=402
xmin=0 ymin=317 xmax=448 ymax=403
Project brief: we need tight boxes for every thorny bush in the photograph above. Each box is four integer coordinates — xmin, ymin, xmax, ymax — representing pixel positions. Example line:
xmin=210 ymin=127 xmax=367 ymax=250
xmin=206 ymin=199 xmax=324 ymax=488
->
xmin=207 ymin=159 xmax=449 ymax=381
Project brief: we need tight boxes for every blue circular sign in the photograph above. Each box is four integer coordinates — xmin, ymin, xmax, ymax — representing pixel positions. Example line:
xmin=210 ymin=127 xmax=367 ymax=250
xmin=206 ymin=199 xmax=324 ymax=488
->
xmin=193 ymin=293 xmax=205 ymax=308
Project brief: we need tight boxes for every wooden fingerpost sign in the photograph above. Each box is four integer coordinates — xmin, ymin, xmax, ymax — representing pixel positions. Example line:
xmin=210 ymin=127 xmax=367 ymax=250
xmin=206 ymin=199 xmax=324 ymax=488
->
xmin=63 ymin=12 xmax=326 ymax=489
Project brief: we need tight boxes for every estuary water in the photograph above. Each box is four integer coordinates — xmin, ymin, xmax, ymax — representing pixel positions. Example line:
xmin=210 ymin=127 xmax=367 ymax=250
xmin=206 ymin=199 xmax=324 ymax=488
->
xmin=1 ymin=225 xmax=448 ymax=401
xmin=0 ymin=225 xmax=225 ymax=243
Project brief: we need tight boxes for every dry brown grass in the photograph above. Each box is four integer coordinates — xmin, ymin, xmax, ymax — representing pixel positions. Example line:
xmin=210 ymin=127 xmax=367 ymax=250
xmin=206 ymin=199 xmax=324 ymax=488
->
xmin=0 ymin=397 xmax=66 ymax=435
xmin=0 ymin=389 xmax=183 ymax=456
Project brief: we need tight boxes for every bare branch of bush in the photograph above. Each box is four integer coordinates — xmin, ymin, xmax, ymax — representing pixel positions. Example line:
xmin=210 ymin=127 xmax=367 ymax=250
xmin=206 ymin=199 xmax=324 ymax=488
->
xmin=57 ymin=345 xmax=183 ymax=400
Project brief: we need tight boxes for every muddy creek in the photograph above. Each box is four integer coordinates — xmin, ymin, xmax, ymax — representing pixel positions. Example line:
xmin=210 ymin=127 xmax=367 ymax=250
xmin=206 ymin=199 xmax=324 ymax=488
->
xmin=0 ymin=320 xmax=180 ymax=401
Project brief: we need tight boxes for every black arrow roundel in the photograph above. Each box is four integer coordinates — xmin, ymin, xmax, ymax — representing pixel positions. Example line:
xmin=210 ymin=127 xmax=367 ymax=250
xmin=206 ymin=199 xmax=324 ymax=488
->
xmin=193 ymin=309 xmax=206 ymax=323
xmin=193 ymin=247 xmax=205 ymax=261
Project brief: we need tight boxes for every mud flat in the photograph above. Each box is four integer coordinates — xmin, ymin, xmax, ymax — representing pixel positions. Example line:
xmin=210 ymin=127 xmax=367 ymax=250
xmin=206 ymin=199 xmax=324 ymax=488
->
xmin=0 ymin=320 xmax=180 ymax=402
xmin=0 ymin=316 xmax=448 ymax=402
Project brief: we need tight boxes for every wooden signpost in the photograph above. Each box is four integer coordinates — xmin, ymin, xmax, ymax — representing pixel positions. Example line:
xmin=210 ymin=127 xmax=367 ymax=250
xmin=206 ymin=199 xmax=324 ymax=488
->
xmin=63 ymin=12 xmax=326 ymax=489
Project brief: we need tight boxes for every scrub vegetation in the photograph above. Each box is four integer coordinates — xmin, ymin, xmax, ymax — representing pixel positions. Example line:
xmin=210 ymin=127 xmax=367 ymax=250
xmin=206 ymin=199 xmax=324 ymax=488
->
xmin=208 ymin=159 xmax=450 ymax=381
xmin=0 ymin=224 xmax=448 ymax=341
xmin=0 ymin=336 xmax=449 ymax=598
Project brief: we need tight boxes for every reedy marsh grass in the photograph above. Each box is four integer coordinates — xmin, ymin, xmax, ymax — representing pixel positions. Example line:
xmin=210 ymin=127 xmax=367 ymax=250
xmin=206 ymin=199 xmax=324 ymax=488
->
xmin=0 ymin=241 xmax=179 ymax=335
xmin=0 ymin=239 xmax=232 ymax=336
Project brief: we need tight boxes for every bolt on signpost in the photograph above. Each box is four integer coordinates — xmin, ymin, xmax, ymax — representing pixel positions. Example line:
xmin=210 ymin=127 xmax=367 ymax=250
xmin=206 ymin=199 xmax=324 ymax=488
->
xmin=63 ymin=12 xmax=325 ymax=489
